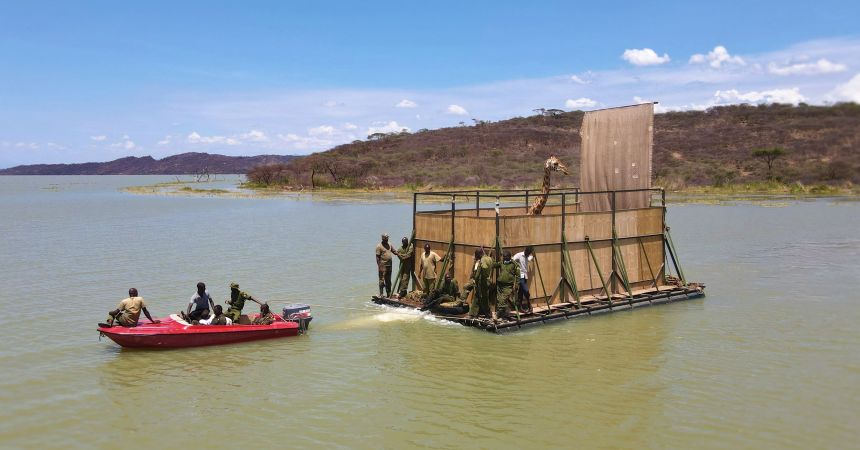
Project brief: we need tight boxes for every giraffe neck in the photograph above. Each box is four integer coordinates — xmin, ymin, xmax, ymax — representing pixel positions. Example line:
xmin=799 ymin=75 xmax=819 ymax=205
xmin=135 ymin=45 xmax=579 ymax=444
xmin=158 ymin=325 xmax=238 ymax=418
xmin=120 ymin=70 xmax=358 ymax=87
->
xmin=528 ymin=165 xmax=552 ymax=215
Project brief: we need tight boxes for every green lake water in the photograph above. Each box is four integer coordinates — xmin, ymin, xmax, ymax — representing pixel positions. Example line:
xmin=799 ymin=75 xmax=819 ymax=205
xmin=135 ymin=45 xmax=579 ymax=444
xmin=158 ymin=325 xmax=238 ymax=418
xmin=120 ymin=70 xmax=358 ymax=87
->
xmin=0 ymin=176 xmax=858 ymax=449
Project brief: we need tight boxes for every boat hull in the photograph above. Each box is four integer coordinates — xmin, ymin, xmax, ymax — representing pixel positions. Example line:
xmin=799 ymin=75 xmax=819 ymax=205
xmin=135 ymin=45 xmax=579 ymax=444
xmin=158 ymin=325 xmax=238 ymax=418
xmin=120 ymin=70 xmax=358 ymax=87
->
xmin=98 ymin=316 xmax=300 ymax=348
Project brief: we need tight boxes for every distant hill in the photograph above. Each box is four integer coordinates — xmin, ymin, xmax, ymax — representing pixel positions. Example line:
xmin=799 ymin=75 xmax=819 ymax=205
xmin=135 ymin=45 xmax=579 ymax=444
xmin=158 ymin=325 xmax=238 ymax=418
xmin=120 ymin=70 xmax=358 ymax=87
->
xmin=0 ymin=152 xmax=297 ymax=175
xmin=246 ymin=102 xmax=860 ymax=189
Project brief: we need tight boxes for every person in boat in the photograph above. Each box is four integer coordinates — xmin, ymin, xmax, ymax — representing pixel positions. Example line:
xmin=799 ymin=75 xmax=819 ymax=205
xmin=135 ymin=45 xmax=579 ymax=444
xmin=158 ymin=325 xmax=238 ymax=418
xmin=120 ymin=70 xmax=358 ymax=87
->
xmin=393 ymin=236 xmax=414 ymax=299
xmin=492 ymin=251 xmax=521 ymax=322
xmin=421 ymin=273 xmax=460 ymax=311
xmin=185 ymin=282 xmax=215 ymax=322
xmin=419 ymin=244 xmax=448 ymax=299
xmin=512 ymin=246 xmax=534 ymax=313
xmin=196 ymin=304 xmax=232 ymax=325
xmin=375 ymin=233 xmax=395 ymax=298
xmin=100 ymin=288 xmax=160 ymax=328
xmin=252 ymin=303 xmax=276 ymax=325
xmin=225 ymin=282 xmax=264 ymax=324
xmin=465 ymin=248 xmax=494 ymax=319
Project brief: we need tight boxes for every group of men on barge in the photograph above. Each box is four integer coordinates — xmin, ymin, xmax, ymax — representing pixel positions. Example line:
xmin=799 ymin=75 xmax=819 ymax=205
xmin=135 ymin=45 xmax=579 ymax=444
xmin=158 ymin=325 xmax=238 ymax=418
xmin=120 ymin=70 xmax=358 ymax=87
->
xmin=375 ymin=233 xmax=534 ymax=322
xmin=99 ymin=282 xmax=277 ymax=328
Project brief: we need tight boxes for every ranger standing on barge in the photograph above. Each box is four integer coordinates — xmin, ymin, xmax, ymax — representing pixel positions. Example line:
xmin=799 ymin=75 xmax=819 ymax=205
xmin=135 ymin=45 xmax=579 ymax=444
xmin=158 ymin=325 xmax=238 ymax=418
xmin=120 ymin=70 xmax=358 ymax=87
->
xmin=375 ymin=233 xmax=395 ymax=298
xmin=492 ymin=251 xmax=521 ymax=321
xmin=394 ymin=236 xmax=413 ymax=298
xmin=465 ymin=248 xmax=494 ymax=318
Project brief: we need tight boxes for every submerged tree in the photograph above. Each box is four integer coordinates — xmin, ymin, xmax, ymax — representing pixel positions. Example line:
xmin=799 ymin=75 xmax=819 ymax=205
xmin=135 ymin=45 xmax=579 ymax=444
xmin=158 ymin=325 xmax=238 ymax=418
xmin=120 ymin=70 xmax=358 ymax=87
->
xmin=752 ymin=147 xmax=789 ymax=171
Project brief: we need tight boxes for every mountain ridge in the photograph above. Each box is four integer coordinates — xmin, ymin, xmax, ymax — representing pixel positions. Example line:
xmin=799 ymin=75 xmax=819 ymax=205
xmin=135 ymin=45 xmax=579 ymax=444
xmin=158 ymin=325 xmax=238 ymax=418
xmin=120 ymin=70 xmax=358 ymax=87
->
xmin=0 ymin=152 xmax=297 ymax=175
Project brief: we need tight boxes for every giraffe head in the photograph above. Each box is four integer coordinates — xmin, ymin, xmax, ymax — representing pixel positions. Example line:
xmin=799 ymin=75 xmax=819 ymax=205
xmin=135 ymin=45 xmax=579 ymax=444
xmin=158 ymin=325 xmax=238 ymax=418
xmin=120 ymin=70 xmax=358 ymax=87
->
xmin=546 ymin=155 xmax=570 ymax=175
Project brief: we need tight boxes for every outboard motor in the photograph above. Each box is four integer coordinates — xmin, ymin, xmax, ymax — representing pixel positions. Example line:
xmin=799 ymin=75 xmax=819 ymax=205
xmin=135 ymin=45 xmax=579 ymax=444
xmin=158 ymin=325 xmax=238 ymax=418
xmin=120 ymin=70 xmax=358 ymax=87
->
xmin=282 ymin=304 xmax=312 ymax=333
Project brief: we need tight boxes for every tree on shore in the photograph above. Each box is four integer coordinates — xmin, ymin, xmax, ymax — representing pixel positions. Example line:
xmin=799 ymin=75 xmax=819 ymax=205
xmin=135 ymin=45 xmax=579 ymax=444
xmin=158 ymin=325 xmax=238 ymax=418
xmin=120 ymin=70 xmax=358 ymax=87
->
xmin=752 ymin=147 xmax=789 ymax=171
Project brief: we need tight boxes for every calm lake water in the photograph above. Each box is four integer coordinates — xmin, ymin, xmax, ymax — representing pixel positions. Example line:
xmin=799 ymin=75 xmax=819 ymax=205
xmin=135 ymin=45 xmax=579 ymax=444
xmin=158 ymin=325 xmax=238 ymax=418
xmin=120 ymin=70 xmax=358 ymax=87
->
xmin=0 ymin=176 xmax=858 ymax=449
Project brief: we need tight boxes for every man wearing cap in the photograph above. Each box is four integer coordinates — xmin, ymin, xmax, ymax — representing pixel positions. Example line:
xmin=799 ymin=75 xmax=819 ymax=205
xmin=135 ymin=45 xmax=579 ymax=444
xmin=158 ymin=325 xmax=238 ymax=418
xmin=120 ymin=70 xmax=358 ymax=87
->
xmin=225 ymin=282 xmax=264 ymax=324
xmin=375 ymin=233 xmax=395 ymax=298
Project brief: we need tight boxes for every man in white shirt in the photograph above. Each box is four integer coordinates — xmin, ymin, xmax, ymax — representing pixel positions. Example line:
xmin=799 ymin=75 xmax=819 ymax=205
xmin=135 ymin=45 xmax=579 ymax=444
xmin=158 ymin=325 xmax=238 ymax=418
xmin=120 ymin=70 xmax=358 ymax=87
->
xmin=512 ymin=246 xmax=534 ymax=311
xmin=186 ymin=282 xmax=215 ymax=322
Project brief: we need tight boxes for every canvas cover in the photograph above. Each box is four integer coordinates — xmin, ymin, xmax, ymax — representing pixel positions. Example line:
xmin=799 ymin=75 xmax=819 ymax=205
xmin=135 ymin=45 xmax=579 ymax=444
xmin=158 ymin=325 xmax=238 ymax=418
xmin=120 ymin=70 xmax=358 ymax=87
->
xmin=579 ymin=103 xmax=654 ymax=212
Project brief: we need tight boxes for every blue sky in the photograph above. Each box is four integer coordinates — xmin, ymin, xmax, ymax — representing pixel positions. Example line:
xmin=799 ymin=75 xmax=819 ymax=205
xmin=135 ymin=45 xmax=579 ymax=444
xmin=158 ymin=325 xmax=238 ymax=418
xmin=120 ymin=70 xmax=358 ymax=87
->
xmin=1 ymin=0 xmax=859 ymax=167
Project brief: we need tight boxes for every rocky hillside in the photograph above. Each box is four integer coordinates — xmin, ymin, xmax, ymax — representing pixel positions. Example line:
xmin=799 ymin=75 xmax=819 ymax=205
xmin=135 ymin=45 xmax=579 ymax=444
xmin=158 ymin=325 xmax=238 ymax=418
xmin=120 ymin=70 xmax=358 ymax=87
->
xmin=248 ymin=103 xmax=860 ymax=189
xmin=0 ymin=152 xmax=296 ymax=175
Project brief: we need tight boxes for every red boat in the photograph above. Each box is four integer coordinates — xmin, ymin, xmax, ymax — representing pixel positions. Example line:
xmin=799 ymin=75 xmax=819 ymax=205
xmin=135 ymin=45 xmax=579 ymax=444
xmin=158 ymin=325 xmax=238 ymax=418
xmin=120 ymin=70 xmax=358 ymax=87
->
xmin=97 ymin=313 xmax=301 ymax=348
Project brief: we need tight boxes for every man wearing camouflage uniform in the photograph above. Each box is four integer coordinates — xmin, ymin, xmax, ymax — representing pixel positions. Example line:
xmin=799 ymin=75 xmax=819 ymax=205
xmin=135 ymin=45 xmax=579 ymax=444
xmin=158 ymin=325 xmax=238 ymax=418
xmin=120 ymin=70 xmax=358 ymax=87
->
xmin=421 ymin=273 xmax=460 ymax=311
xmin=466 ymin=248 xmax=494 ymax=318
xmin=252 ymin=303 xmax=276 ymax=325
xmin=492 ymin=251 xmax=521 ymax=322
xmin=225 ymin=282 xmax=264 ymax=324
xmin=394 ymin=236 xmax=413 ymax=298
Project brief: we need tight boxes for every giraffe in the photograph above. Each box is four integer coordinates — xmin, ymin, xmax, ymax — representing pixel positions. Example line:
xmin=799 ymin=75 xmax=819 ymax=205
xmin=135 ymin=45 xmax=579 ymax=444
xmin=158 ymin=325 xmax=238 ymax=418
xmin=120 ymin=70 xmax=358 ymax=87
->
xmin=527 ymin=155 xmax=570 ymax=215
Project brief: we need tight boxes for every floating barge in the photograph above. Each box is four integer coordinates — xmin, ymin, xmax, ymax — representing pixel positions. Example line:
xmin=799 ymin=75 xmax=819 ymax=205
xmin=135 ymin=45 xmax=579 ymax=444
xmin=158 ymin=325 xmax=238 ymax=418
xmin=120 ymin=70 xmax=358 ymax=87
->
xmin=372 ymin=103 xmax=705 ymax=332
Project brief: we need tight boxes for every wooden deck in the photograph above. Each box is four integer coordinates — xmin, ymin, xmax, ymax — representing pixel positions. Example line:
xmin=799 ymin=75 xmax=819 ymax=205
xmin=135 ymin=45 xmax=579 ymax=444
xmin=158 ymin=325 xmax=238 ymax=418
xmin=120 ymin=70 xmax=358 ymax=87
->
xmin=371 ymin=284 xmax=704 ymax=333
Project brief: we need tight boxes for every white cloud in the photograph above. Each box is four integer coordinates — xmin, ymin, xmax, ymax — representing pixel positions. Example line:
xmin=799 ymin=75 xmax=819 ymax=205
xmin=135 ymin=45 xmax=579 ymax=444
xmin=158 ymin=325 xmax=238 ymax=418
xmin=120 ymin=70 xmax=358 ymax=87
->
xmin=716 ymin=87 xmax=806 ymax=104
xmin=121 ymin=134 xmax=130 ymax=139
xmin=565 ymin=98 xmax=598 ymax=108
xmin=832 ymin=73 xmax=860 ymax=102
xmin=239 ymin=130 xmax=269 ymax=141
xmin=277 ymin=133 xmax=332 ymax=150
xmin=47 ymin=142 xmax=57 ymax=147
xmin=368 ymin=121 xmax=410 ymax=134
xmin=15 ymin=142 xmax=25 ymax=147
xmin=570 ymin=75 xmax=590 ymax=84
xmin=621 ymin=48 xmax=670 ymax=66
xmin=125 ymin=141 xmax=135 ymax=149
xmin=171 ymin=122 xmax=181 ymax=126
xmin=308 ymin=125 xmax=335 ymax=135
xmin=158 ymin=136 xmax=171 ymax=145
xmin=90 ymin=135 xmax=106 ymax=141
xmin=343 ymin=122 xmax=358 ymax=130
xmin=768 ymin=58 xmax=848 ymax=76
xmin=445 ymin=105 xmax=469 ymax=115
xmin=395 ymin=99 xmax=418 ymax=108
xmin=320 ymin=100 xmax=344 ymax=107
xmin=689 ymin=46 xmax=746 ymax=68
xmin=1 ymin=141 xmax=9 ymax=147
xmin=28 ymin=143 xmax=38 ymax=149
xmin=187 ymin=132 xmax=240 ymax=145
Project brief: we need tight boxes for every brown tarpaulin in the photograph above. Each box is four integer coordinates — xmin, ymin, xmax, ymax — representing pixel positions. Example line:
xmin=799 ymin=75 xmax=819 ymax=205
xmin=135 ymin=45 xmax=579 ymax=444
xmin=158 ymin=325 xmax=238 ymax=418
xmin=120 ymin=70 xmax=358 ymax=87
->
xmin=579 ymin=103 xmax=653 ymax=212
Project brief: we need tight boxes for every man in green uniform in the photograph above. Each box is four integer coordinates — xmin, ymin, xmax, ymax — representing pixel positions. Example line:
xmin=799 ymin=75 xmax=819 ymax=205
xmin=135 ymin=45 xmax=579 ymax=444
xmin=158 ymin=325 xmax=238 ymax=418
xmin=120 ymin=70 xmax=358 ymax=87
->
xmin=394 ymin=236 xmax=413 ymax=298
xmin=375 ymin=233 xmax=395 ymax=298
xmin=421 ymin=273 xmax=461 ymax=311
xmin=100 ymin=288 xmax=160 ymax=328
xmin=466 ymin=248 xmax=494 ymax=318
xmin=492 ymin=251 xmax=521 ymax=322
xmin=225 ymin=282 xmax=264 ymax=324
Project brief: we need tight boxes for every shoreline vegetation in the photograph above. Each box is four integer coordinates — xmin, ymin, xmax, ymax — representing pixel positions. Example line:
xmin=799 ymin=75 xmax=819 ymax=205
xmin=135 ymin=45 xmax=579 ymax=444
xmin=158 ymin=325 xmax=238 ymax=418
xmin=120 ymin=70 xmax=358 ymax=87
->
xmin=117 ymin=179 xmax=860 ymax=206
